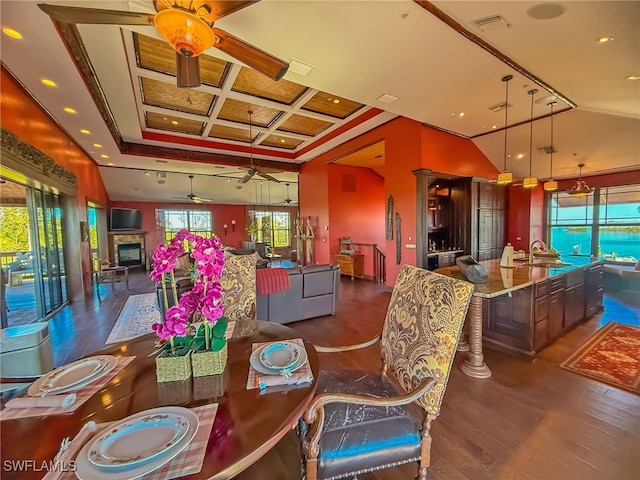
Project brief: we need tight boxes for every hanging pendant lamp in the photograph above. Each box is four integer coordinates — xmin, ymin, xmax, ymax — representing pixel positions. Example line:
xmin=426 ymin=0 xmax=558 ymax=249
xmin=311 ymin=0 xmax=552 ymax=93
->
xmin=523 ymin=88 xmax=539 ymax=189
xmin=566 ymin=163 xmax=594 ymax=197
xmin=543 ymin=101 xmax=558 ymax=191
xmin=497 ymin=75 xmax=514 ymax=185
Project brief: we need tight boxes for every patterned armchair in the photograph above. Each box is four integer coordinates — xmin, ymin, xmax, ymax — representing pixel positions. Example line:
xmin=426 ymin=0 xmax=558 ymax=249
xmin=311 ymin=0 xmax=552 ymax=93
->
xmin=301 ymin=265 xmax=474 ymax=480
xmin=220 ymin=252 xmax=259 ymax=321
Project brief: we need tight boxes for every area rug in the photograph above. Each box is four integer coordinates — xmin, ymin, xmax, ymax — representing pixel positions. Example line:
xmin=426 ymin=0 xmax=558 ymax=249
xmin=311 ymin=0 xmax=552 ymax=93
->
xmin=106 ymin=293 xmax=159 ymax=344
xmin=561 ymin=322 xmax=640 ymax=395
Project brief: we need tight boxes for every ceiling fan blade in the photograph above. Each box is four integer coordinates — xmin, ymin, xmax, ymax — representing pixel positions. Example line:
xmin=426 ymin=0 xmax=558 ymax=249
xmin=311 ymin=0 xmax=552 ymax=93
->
xmin=257 ymin=171 xmax=281 ymax=183
xmin=176 ymin=53 xmax=201 ymax=88
xmin=212 ymin=28 xmax=289 ymax=81
xmin=38 ymin=4 xmax=154 ymax=25
xmin=207 ymin=0 xmax=260 ymax=21
xmin=242 ymin=170 xmax=256 ymax=183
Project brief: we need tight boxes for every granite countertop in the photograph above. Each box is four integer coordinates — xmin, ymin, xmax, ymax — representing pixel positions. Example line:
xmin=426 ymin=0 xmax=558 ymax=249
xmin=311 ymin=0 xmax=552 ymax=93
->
xmin=435 ymin=258 xmax=595 ymax=298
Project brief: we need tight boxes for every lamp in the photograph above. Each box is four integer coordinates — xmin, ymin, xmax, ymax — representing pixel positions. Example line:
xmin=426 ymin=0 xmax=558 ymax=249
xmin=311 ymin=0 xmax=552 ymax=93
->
xmin=497 ymin=75 xmax=514 ymax=185
xmin=154 ymin=7 xmax=215 ymax=57
xmin=231 ymin=220 xmax=236 ymax=232
xmin=566 ymin=163 xmax=594 ymax=197
xmin=543 ymin=102 xmax=559 ymax=191
xmin=523 ymin=88 xmax=538 ymax=189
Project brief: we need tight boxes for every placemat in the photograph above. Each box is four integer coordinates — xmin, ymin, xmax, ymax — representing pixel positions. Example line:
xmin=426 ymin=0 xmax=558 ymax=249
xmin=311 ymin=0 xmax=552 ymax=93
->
xmin=45 ymin=403 xmax=217 ymax=480
xmin=0 ymin=356 xmax=135 ymax=421
xmin=246 ymin=338 xmax=314 ymax=390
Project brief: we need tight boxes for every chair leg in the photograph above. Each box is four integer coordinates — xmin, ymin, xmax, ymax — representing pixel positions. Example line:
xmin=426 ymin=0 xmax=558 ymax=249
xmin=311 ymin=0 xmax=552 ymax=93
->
xmin=305 ymin=457 xmax=318 ymax=480
xmin=418 ymin=414 xmax=435 ymax=480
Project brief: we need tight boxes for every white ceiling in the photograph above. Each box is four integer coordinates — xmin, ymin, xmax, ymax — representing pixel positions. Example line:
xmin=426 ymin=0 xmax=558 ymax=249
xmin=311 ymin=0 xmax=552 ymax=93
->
xmin=1 ymin=0 xmax=638 ymax=205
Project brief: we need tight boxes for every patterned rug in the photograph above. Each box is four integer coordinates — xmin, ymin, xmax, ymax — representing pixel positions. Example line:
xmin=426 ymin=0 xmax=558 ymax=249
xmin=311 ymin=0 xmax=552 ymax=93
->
xmin=561 ymin=322 xmax=640 ymax=394
xmin=106 ymin=293 xmax=159 ymax=344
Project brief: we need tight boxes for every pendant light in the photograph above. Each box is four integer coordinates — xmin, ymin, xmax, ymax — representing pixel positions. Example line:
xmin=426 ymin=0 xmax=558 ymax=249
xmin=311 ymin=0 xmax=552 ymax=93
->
xmin=543 ymin=101 xmax=558 ymax=191
xmin=523 ymin=88 xmax=538 ymax=189
xmin=497 ymin=75 xmax=514 ymax=185
xmin=566 ymin=163 xmax=594 ymax=197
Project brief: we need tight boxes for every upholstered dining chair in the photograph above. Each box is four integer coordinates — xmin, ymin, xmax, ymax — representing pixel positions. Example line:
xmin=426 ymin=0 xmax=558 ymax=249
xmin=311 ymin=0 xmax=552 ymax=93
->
xmin=301 ymin=265 xmax=474 ymax=480
xmin=220 ymin=251 xmax=259 ymax=321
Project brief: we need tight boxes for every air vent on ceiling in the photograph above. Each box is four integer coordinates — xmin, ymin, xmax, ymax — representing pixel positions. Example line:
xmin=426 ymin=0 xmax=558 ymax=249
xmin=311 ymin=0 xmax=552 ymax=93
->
xmin=537 ymin=146 xmax=557 ymax=155
xmin=488 ymin=102 xmax=512 ymax=113
xmin=155 ymin=159 xmax=168 ymax=164
xmin=472 ymin=14 xmax=512 ymax=31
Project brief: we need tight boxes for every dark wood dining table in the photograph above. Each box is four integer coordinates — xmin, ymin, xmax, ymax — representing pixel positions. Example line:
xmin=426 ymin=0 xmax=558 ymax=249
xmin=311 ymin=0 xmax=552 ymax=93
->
xmin=0 ymin=320 xmax=319 ymax=479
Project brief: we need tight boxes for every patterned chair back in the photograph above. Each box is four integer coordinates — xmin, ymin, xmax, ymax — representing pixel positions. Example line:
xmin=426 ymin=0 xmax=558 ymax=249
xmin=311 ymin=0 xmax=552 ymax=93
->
xmin=380 ymin=265 xmax=474 ymax=416
xmin=220 ymin=252 xmax=259 ymax=321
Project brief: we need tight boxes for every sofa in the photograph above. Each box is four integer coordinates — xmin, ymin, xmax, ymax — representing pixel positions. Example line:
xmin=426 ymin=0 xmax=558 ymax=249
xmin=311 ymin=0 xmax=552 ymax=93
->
xmin=256 ymin=264 xmax=340 ymax=324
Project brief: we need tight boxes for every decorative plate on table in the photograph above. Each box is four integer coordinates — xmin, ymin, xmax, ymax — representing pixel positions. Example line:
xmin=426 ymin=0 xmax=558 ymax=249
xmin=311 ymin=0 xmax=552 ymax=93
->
xmin=75 ymin=406 xmax=199 ymax=480
xmin=260 ymin=342 xmax=301 ymax=370
xmin=28 ymin=355 xmax=118 ymax=397
xmin=88 ymin=411 xmax=191 ymax=469
xmin=250 ymin=342 xmax=307 ymax=376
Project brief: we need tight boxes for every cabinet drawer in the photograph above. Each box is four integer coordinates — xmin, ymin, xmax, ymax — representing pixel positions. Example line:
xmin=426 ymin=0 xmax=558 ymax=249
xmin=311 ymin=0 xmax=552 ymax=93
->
xmin=550 ymin=276 xmax=564 ymax=292
xmin=535 ymin=280 xmax=549 ymax=298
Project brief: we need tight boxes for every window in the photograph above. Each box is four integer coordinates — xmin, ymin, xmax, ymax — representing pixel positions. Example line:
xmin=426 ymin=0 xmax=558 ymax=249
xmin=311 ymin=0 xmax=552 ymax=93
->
xmin=250 ymin=210 xmax=291 ymax=247
xmin=158 ymin=209 xmax=213 ymax=243
xmin=548 ymin=184 xmax=639 ymax=262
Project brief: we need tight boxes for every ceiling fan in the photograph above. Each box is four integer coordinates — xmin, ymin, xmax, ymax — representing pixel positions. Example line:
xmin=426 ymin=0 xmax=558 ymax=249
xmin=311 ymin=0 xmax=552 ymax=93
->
xmin=37 ymin=1 xmax=289 ymax=88
xmin=172 ymin=175 xmax=212 ymax=203
xmin=240 ymin=109 xmax=281 ymax=183
xmin=272 ymin=183 xmax=297 ymax=205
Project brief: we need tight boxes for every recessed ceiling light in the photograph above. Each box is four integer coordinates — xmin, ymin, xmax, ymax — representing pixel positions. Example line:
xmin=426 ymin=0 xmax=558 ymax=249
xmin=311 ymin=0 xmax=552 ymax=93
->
xmin=280 ymin=139 xmax=286 ymax=143
xmin=517 ymin=154 xmax=524 ymax=159
xmin=333 ymin=99 xmax=340 ymax=104
xmin=2 ymin=28 xmax=22 ymax=39
xmin=451 ymin=112 xmax=455 ymax=116
xmin=101 ymin=154 xmax=109 ymax=159
xmin=491 ymin=125 xmax=497 ymax=129
xmin=145 ymin=172 xmax=150 ymax=176
xmin=93 ymin=143 xmax=102 ymax=148
xmin=171 ymin=120 xmax=179 ymax=125
xmin=64 ymin=107 xmax=76 ymax=114
xmin=596 ymin=36 xmax=614 ymax=43
xmin=107 ymin=162 xmax=114 ymax=166
xmin=41 ymin=79 xmax=56 ymax=87
xmin=626 ymin=75 xmax=640 ymax=80
xmin=459 ymin=112 xmax=465 ymax=117
xmin=80 ymin=129 xmax=90 ymax=134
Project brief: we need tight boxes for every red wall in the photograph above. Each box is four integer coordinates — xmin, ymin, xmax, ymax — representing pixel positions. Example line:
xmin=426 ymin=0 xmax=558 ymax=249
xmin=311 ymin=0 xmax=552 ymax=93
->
xmin=300 ymin=117 xmax=499 ymax=286
xmin=327 ymin=165 xmax=385 ymax=276
xmin=109 ymin=201 xmax=249 ymax=253
xmin=508 ymin=184 xmax=545 ymax=252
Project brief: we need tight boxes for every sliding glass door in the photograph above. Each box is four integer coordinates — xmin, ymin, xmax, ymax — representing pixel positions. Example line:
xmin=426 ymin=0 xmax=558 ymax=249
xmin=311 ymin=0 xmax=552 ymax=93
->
xmin=28 ymin=189 xmax=67 ymax=319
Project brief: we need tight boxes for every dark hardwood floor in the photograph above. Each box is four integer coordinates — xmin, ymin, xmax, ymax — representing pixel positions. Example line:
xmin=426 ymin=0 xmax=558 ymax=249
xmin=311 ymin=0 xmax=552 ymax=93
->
xmin=45 ymin=271 xmax=640 ymax=480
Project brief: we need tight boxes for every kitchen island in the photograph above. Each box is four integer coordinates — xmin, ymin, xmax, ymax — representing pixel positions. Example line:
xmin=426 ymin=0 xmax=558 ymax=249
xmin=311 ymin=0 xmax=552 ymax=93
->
xmin=436 ymin=258 xmax=603 ymax=378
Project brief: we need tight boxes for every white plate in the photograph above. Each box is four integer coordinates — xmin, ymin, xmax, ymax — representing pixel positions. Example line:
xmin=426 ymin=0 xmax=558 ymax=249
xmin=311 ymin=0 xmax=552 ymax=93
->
xmin=88 ymin=411 xmax=190 ymax=469
xmin=259 ymin=342 xmax=300 ymax=370
xmin=28 ymin=355 xmax=118 ymax=397
xmin=250 ymin=343 xmax=307 ymax=376
xmin=75 ymin=407 xmax=199 ymax=480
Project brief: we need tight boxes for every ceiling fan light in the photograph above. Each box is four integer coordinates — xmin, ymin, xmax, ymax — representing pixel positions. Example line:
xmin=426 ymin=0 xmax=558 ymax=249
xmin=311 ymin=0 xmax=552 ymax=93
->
xmin=497 ymin=171 xmax=513 ymax=185
xmin=154 ymin=9 xmax=214 ymax=56
xmin=523 ymin=176 xmax=538 ymax=188
xmin=567 ymin=180 xmax=594 ymax=197
xmin=543 ymin=179 xmax=558 ymax=191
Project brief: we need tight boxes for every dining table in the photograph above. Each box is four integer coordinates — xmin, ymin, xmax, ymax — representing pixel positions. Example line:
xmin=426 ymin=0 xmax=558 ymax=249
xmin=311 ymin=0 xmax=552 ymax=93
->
xmin=0 ymin=320 xmax=319 ymax=479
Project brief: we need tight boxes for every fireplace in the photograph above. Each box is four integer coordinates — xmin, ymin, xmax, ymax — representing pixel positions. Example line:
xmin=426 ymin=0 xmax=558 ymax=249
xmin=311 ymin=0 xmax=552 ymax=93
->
xmin=117 ymin=243 xmax=142 ymax=267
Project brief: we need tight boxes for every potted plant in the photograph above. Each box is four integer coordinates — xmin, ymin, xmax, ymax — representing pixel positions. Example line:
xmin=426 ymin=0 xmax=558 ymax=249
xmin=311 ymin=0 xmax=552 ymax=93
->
xmin=150 ymin=228 xmax=228 ymax=380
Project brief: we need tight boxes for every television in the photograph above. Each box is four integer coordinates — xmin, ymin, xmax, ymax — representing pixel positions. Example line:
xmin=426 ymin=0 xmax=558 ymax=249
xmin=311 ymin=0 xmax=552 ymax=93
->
xmin=110 ymin=208 xmax=142 ymax=231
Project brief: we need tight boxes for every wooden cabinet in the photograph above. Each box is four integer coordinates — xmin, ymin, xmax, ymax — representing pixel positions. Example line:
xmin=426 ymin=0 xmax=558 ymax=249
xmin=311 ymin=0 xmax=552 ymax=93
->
xmin=476 ymin=183 xmax=507 ymax=261
xmin=533 ymin=275 xmax=565 ymax=348
xmin=333 ymin=253 xmax=364 ymax=280
xmin=585 ymin=264 xmax=604 ymax=317
xmin=564 ymin=268 xmax=585 ymax=329
xmin=437 ymin=252 xmax=457 ymax=267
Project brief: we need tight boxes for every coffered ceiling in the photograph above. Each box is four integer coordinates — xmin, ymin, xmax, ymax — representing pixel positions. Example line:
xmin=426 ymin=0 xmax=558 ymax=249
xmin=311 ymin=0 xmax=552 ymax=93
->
xmin=0 ymin=1 xmax=638 ymax=205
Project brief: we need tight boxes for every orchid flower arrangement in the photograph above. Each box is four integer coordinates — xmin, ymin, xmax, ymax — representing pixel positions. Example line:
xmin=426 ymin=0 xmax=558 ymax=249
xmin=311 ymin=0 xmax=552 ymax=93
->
xmin=150 ymin=228 xmax=229 ymax=356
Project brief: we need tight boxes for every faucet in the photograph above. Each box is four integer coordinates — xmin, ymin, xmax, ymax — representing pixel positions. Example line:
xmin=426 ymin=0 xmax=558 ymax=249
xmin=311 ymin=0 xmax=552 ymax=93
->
xmin=529 ymin=240 xmax=548 ymax=263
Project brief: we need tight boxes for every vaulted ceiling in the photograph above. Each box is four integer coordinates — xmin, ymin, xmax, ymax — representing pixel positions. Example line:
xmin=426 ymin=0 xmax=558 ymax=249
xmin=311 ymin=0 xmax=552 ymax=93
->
xmin=1 ymin=1 xmax=638 ymax=206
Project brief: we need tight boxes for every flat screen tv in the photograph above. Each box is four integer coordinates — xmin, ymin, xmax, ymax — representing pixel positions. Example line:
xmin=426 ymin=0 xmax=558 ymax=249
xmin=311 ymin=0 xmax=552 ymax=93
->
xmin=110 ymin=208 xmax=142 ymax=231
